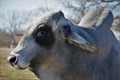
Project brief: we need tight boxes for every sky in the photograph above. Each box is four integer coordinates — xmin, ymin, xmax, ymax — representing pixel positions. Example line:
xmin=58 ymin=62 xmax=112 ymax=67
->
xmin=0 ymin=0 xmax=120 ymax=15
xmin=0 ymin=0 xmax=65 ymax=30
xmin=0 ymin=0 xmax=119 ymax=30
xmin=0 ymin=0 xmax=60 ymax=13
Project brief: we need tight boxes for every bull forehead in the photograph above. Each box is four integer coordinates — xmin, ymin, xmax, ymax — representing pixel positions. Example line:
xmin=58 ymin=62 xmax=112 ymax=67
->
xmin=27 ymin=10 xmax=64 ymax=35
xmin=27 ymin=17 xmax=53 ymax=35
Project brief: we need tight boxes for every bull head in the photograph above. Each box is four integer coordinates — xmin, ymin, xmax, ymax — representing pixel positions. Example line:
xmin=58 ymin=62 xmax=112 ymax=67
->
xmin=7 ymin=10 xmax=97 ymax=70
xmin=7 ymin=10 xmax=64 ymax=69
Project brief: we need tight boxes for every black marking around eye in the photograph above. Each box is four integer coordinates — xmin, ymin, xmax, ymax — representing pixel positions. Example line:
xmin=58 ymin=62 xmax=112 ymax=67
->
xmin=32 ymin=24 xmax=55 ymax=48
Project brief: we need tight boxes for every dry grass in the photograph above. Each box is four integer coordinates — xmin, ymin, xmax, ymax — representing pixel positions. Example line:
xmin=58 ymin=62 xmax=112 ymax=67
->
xmin=0 ymin=33 xmax=13 ymax=47
xmin=0 ymin=47 xmax=39 ymax=80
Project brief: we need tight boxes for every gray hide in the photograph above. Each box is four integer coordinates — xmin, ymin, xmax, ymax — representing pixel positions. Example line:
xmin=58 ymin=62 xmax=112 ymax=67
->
xmin=7 ymin=8 xmax=120 ymax=80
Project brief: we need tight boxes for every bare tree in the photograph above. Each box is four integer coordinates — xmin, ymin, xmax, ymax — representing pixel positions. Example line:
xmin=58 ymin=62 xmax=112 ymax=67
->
xmin=100 ymin=0 xmax=120 ymax=10
xmin=57 ymin=0 xmax=102 ymax=23
xmin=0 ymin=11 xmax=31 ymax=35
xmin=0 ymin=11 xmax=32 ymax=46
xmin=57 ymin=0 xmax=119 ymax=24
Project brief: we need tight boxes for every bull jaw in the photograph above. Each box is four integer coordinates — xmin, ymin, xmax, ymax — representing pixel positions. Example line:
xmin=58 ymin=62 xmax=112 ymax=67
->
xmin=29 ymin=67 xmax=61 ymax=80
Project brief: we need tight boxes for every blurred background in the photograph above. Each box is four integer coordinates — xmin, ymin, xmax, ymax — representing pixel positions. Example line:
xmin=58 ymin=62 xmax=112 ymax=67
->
xmin=0 ymin=0 xmax=120 ymax=80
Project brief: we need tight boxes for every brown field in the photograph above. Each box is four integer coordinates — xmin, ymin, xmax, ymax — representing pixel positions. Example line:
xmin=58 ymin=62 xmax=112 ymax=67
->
xmin=0 ymin=47 xmax=39 ymax=80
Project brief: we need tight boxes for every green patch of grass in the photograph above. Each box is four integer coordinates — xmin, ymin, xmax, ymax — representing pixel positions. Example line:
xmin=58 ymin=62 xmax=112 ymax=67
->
xmin=0 ymin=47 xmax=39 ymax=80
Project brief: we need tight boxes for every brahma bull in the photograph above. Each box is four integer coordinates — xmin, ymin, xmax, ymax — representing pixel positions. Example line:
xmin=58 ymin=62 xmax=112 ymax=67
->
xmin=7 ymin=8 xmax=120 ymax=80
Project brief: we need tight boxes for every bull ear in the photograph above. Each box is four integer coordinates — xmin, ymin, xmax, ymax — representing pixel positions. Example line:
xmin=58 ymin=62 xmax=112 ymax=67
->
xmin=63 ymin=26 xmax=98 ymax=53
xmin=66 ymin=32 xmax=98 ymax=53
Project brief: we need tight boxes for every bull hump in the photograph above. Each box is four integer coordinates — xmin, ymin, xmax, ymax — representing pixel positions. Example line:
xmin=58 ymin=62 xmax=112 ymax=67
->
xmin=79 ymin=7 xmax=113 ymax=30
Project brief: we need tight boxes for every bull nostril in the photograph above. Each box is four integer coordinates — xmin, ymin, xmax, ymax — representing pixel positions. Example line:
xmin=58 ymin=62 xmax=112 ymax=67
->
xmin=7 ymin=55 xmax=18 ymax=64
xmin=10 ymin=56 xmax=16 ymax=63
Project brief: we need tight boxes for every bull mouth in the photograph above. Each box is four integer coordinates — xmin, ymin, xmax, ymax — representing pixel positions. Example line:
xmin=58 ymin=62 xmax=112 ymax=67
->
xmin=8 ymin=61 xmax=27 ymax=70
xmin=17 ymin=66 xmax=26 ymax=70
xmin=8 ymin=57 xmax=27 ymax=70
xmin=14 ymin=65 xmax=26 ymax=70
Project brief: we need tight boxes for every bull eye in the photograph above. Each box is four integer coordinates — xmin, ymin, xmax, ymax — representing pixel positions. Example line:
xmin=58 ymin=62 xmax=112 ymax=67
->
xmin=37 ymin=30 xmax=47 ymax=37
xmin=33 ymin=25 xmax=55 ymax=47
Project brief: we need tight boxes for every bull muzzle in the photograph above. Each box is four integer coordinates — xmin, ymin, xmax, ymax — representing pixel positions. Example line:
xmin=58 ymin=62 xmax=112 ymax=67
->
xmin=7 ymin=54 xmax=19 ymax=67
